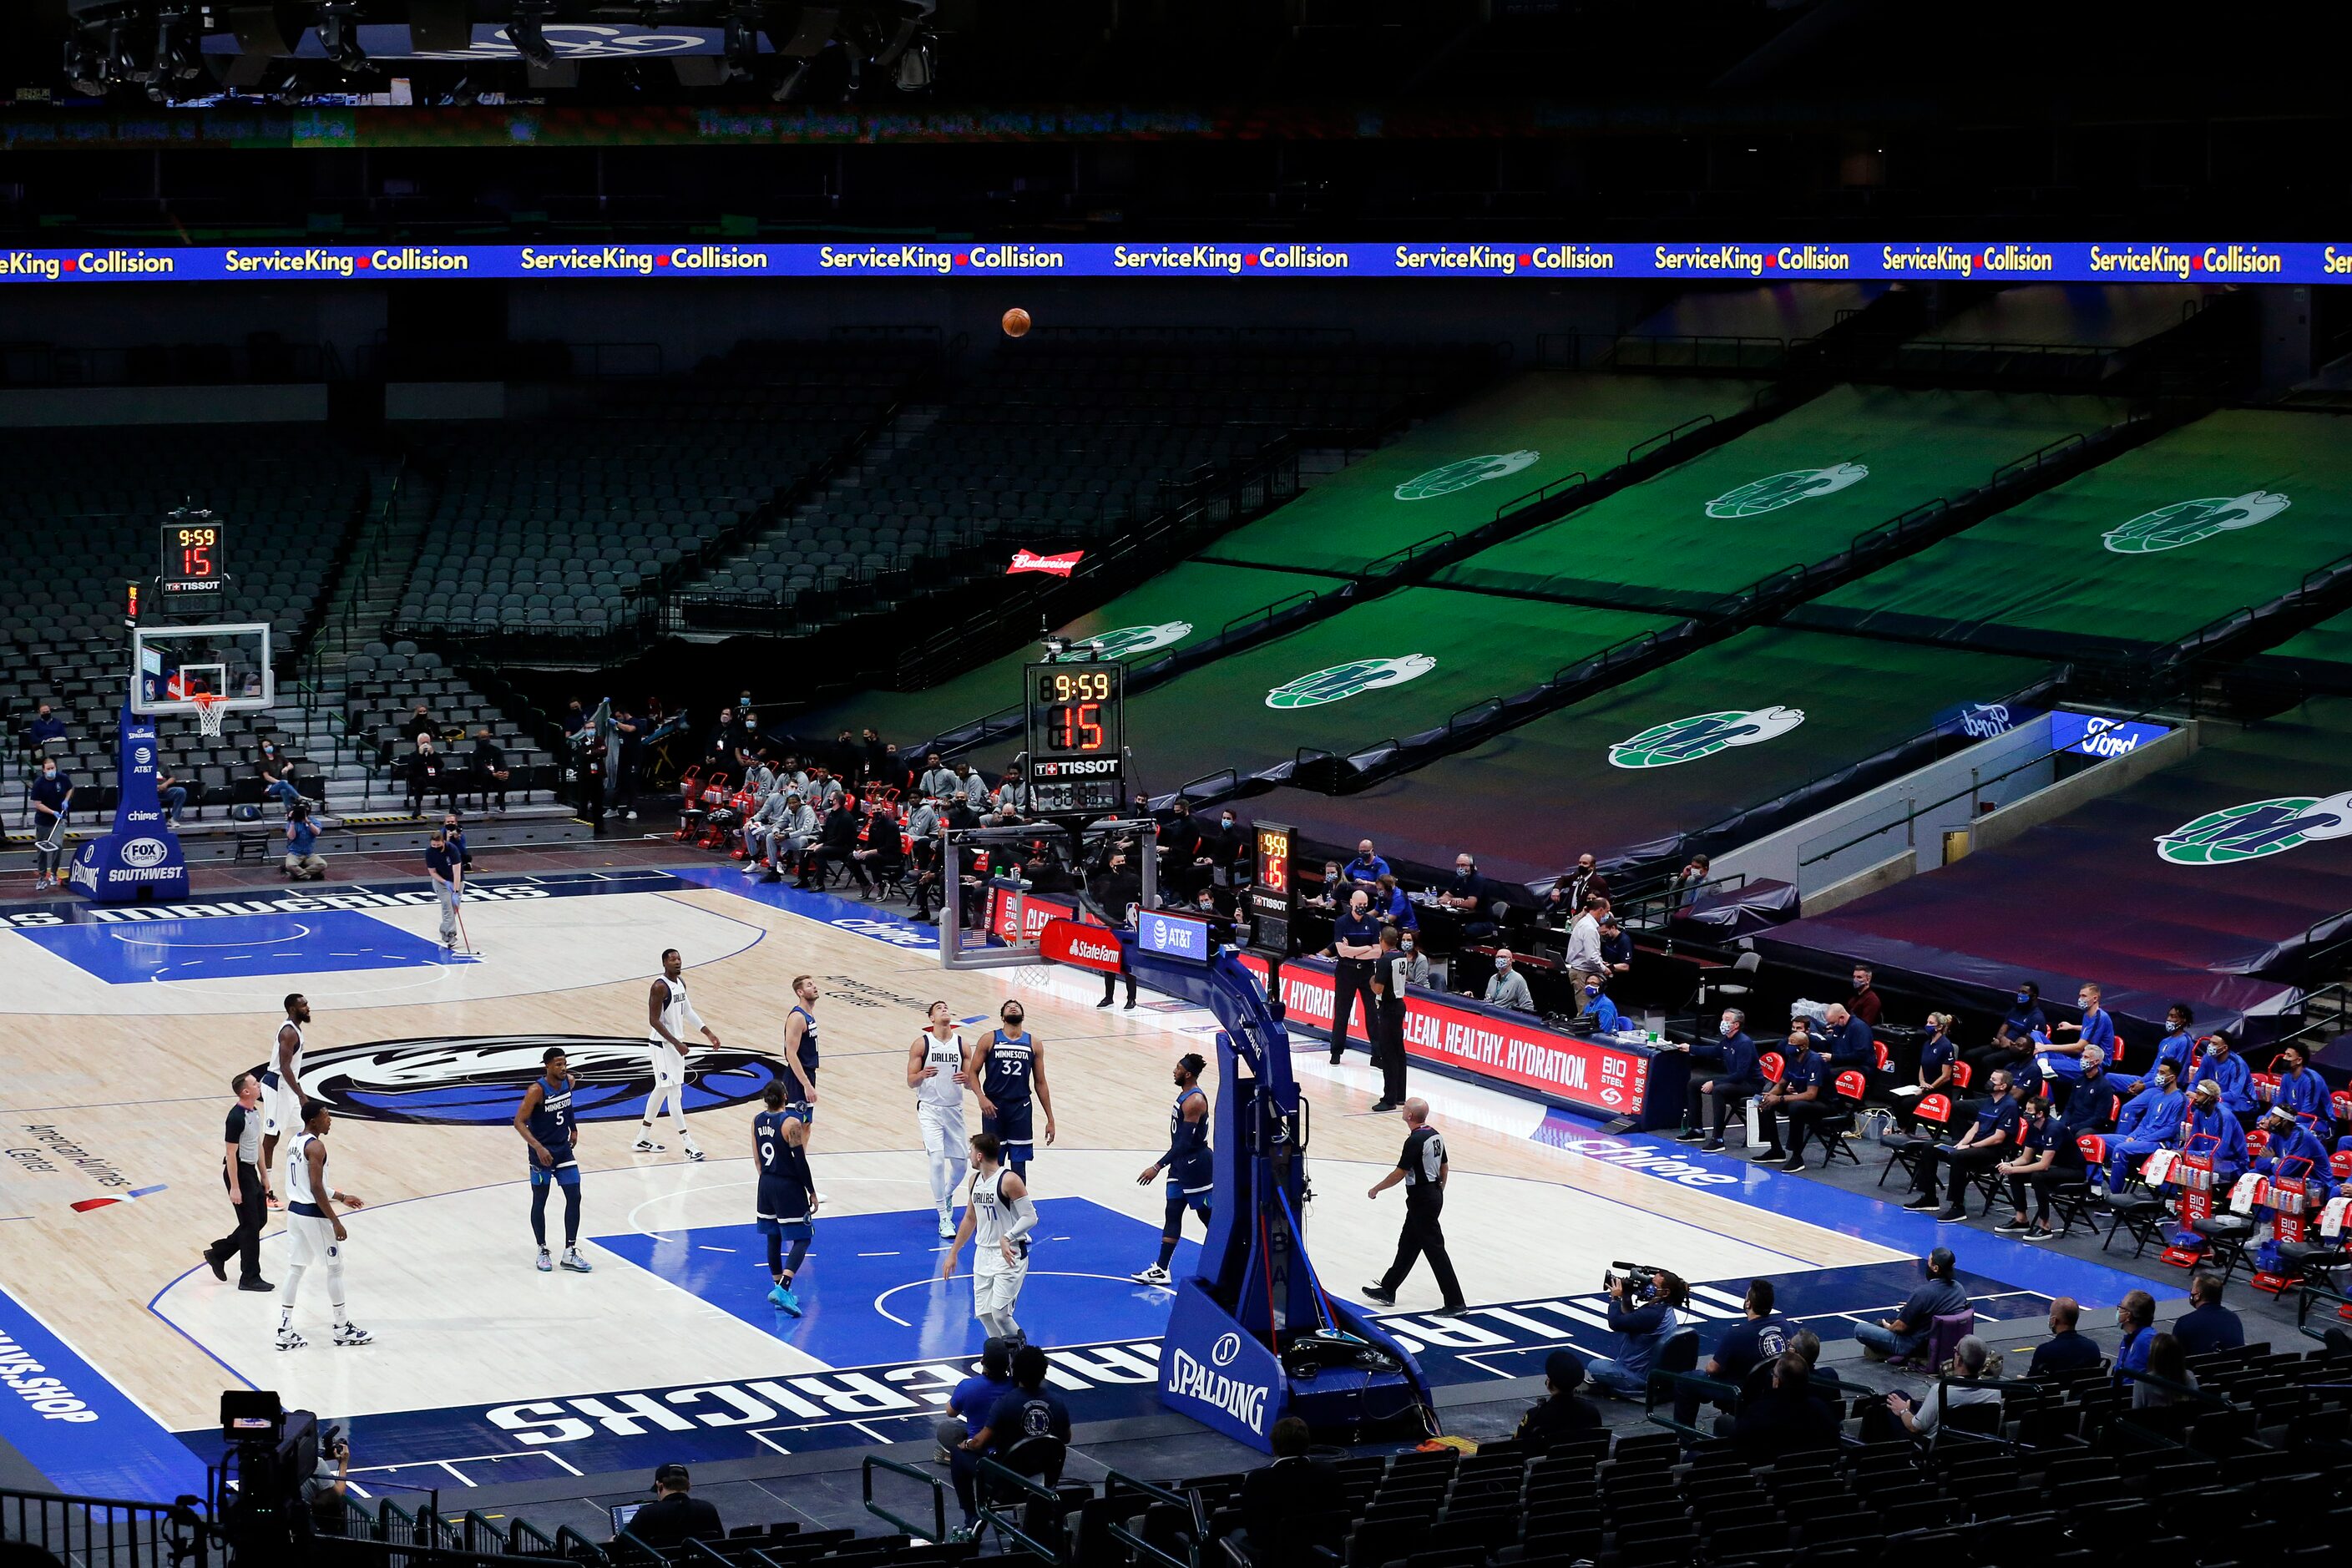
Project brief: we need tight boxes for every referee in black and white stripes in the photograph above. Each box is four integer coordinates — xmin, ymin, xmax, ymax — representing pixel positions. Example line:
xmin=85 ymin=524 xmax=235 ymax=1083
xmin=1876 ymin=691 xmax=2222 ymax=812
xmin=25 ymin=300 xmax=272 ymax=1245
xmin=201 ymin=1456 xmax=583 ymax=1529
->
xmin=203 ymin=1071 xmax=273 ymax=1291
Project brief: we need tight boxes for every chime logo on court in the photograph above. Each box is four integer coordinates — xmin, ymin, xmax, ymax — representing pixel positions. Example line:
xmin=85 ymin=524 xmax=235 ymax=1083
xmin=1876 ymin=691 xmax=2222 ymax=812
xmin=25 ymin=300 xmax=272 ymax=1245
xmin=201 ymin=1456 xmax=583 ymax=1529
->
xmin=2153 ymin=792 xmax=2352 ymax=865
xmin=1393 ymin=451 xmax=1539 ymax=501
xmin=1265 ymin=655 xmax=1437 ymax=709
xmin=1075 ymin=622 xmax=1192 ymax=660
xmin=2103 ymin=491 xmax=2290 ymax=554
xmin=268 ymin=1035 xmax=795 ymax=1125
xmin=1704 ymin=463 xmax=1869 ymax=518
xmin=1607 ymin=706 xmax=1806 ymax=769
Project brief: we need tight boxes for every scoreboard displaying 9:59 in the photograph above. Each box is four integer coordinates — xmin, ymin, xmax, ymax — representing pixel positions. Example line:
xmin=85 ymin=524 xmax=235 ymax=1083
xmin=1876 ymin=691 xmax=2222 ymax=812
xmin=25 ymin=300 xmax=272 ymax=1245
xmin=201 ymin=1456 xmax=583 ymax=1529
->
xmin=160 ymin=518 xmax=226 ymax=602
xmin=1024 ymin=661 xmax=1125 ymax=814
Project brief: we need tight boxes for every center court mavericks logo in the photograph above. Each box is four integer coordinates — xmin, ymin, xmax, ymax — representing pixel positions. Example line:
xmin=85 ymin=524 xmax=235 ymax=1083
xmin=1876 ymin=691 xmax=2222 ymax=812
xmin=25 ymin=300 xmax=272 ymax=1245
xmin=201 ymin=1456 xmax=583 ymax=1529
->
xmin=1265 ymin=655 xmax=1437 ymax=709
xmin=259 ymin=1035 xmax=793 ymax=1125
xmin=2104 ymin=491 xmax=2290 ymax=554
xmin=1074 ymin=622 xmax=1192 ymax=660
xmin=1704 ymin=463 xmax=1870 ymax=518
xmin=1608 ymin=706 xmax=1806 ymax=769
xmin=2154 ymin=792 xmax=2352 ymax=865
xmin=1393 ymin=452 xmax=1540 ymax=501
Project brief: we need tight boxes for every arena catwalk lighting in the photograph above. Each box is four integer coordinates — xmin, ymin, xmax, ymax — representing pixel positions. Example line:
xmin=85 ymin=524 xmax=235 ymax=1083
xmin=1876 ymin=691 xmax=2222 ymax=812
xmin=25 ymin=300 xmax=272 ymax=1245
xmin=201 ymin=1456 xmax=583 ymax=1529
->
xmin=509 ymin=0 xmax=559 ymax=69
xmin=768 ymin=57 xmax=810 ymax=101
xmin=63 ymin=38 xmax=105 ymax=96
xmin=317 ymin=0 xmax=368 ymax=74
xmin=154 ymin=4 xmax=203 ymax=80
xmin=893 ymin=30 xmax=934 ymax=91
xmin=723 ymin=2 xmax=760 ymax=81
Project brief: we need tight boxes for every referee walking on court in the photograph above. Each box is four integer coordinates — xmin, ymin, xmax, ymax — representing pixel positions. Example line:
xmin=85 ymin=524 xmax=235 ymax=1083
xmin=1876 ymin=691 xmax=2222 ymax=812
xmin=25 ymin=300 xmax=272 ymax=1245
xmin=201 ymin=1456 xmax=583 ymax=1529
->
xmin=1360 ymin=1099 xmax=1467 ymax=1313
xmin=1327 ymin=888 xmax=1384 ymax=1065
xmin=203 ymin=1072 xmax=272 ymax=1291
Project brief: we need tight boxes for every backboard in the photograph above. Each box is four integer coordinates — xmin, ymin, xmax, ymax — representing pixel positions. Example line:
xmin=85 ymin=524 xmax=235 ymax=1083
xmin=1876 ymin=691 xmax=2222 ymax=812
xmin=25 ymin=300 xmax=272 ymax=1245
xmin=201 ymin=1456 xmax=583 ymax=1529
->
xmin=129 ymin=622 xmax=274 ymax=716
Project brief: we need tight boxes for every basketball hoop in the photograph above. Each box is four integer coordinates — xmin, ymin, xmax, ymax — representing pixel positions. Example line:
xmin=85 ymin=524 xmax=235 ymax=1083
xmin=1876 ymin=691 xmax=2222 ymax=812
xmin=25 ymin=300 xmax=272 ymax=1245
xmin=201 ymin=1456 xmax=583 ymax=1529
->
xmin=191 ymin=692 xmax=228 ymax=739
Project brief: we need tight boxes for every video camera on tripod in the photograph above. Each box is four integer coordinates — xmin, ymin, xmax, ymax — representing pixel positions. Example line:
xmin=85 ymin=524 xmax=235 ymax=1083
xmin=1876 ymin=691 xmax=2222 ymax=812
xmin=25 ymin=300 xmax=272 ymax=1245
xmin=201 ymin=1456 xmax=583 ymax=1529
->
xmin=215 ymin=1389 xmax=323 ymax=1558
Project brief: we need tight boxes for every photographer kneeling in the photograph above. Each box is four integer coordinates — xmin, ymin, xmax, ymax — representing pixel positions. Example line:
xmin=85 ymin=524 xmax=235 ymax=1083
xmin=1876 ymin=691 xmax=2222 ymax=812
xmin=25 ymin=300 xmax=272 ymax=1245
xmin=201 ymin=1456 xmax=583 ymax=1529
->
xmin=1586 ymin=1266 xmax=1690 ymax=1400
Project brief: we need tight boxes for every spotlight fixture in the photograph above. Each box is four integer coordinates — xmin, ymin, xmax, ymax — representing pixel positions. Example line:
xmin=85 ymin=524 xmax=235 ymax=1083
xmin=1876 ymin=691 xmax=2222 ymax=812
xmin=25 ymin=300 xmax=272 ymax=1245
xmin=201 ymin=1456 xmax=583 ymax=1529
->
xmin=769 ymin=57 xmax=810 ymax=102
xmin=63 ymin=38 xmax=105 ymax=96
xmin=509 ymin=0 xmax=559 ymax=69
xmin=724 ymin=3 xmax=760 ymax=82
xmin=154 ymin=5 xmax=203 ymax=80
xmin=317 ymin=0 xmax=368 ymax=74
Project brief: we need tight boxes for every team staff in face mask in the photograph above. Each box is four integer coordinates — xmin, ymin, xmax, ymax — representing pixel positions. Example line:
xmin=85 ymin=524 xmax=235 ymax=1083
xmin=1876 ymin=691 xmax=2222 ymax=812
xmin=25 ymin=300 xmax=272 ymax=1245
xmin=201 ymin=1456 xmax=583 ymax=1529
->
xmin=1966 ymin=982 xmax=2046 ymax=1082
xmin=30 ymin=758 xmax=73 ymax=888
xmin=1676 ymin=1009 xmax=1760 ymax=1151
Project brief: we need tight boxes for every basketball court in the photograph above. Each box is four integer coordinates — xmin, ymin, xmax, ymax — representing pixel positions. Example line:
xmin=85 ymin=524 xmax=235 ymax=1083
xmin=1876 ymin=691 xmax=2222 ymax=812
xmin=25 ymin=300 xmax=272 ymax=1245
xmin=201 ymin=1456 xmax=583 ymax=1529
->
xmin=0 ymin=858 xmax=2162 ymax=1503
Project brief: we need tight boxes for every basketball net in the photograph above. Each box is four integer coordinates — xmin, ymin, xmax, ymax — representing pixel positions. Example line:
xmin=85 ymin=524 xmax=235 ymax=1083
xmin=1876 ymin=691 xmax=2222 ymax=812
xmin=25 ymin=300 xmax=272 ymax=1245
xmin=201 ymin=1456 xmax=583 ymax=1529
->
xmin=191 ymin=691 xmax=227 ymax=739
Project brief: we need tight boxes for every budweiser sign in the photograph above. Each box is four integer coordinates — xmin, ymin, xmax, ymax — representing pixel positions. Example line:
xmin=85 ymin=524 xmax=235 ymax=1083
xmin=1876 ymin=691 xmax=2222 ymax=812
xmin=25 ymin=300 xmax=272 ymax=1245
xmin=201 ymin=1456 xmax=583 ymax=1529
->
xmin=1008 ymin=549 xmax=1085 ymax=576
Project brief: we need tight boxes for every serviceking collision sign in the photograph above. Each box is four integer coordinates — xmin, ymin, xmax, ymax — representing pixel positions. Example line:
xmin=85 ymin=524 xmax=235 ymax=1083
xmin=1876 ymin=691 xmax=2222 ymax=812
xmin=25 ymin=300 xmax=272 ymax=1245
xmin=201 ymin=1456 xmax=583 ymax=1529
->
xmin=1237 ymin=953 xmax=1651 ymax=1116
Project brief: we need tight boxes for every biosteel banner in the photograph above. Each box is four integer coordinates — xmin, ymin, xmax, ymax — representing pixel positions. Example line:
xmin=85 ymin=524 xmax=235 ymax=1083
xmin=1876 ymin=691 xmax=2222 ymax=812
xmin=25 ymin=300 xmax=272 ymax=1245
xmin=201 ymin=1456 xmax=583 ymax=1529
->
xmin=1236 ymin=953 xmax=1660 ymax=1120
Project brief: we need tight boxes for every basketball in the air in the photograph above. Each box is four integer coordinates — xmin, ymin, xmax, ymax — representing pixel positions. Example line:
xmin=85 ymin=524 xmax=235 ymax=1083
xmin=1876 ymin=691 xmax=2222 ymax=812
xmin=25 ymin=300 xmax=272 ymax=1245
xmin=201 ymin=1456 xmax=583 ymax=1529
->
xmin=1001 ymin=307 xmax=1031 ymax=337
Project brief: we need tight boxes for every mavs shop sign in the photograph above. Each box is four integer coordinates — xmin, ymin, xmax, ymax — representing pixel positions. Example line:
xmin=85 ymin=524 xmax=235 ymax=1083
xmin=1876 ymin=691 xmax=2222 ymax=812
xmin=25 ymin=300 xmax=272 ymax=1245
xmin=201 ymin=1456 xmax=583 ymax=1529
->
xmin=70 ymin=706 xmax=188 ymax=903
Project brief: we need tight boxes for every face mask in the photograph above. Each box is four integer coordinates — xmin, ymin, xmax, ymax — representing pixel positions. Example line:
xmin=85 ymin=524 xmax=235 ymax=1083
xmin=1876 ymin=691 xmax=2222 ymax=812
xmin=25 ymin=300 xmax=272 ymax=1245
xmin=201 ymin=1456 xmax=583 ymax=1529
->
xmin=1221 ymin=817 xmax=1234 ymax=828
xmin=43 ymin=767 xmax=56 ymax=779
xmin=2016 ymin=993 xmax=2030 ymax=1005
xmin=2203 ymin=1044 xmax=2220 ymax=1059
xmin=1402 ymin=938 xmax=1414 ymax=950
xmin=1720 ymin=1021 xmax=1736 ymax=1037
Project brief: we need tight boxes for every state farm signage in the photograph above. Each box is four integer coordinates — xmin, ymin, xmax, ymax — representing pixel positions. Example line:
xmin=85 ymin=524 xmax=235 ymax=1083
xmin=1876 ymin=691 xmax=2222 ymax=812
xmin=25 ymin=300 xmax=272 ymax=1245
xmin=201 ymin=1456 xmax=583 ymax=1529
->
xmin=1040 ymin=918 xmax=1126 ymax=974
xmin=1237 ymin=953 xmax=1653 ymax=1119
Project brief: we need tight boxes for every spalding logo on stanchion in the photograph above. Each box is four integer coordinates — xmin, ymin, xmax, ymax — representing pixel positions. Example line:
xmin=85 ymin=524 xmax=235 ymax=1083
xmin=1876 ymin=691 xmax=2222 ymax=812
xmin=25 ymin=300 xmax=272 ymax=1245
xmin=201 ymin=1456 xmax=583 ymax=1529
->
xmin=72 ymin=704 xmax=190 ymax=903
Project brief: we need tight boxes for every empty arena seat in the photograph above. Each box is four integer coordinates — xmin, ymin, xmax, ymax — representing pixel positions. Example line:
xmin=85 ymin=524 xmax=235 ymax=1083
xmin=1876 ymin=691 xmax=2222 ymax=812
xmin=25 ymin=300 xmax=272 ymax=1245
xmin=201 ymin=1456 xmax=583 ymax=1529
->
xmin=1258 ymin=626 xmax=2056 ymax=888
xmin=1788 ymin=407 xmax=2352 ymax=660
xmin=1434 ymin=384 xmax=2129 ymax=615
xmin=1201 ymin=370 xmax=1768 ymax=579
xmin=1755 ymin=695 xmax=2352 ymax=1038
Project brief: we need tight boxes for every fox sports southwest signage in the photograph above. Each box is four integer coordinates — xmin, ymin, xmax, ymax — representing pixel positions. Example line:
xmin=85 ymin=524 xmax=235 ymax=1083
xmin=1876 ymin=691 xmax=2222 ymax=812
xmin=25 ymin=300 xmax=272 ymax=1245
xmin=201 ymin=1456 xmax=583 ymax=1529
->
xmin=8 ymin=240 xmax=2352 ymax=284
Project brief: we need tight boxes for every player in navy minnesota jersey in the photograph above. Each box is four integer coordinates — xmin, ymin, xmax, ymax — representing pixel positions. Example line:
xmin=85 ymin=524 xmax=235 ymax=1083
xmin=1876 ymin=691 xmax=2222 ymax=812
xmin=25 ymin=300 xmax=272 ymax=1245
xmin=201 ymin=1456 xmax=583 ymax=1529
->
xmin=1131 ymin=1052 xmax=1213 ymax=1286
xmin=753 ymin=1082 xmax=817 ymax=1315
xmin=969 ymin=999 xmax=1055 ymax=1180
xmin=516 ymin=1047 xmax=591 ymax=1274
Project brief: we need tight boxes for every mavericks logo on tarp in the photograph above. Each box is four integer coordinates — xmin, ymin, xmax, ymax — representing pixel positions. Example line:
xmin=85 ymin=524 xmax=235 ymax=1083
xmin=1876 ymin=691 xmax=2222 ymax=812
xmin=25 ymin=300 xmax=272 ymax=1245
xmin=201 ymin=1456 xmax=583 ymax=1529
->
xmin=1073 ymin=622 xmax=1191 ymax=660
xmin=266 ymin=1034 xmax=793 ymax=1125
xmin=1393 ymin=452 xmax=1539 ymax=501
xmin=2154 ymin=792 xmax=2352 ymax=865
xmin=1608 ymin=706 xmax=1806 ymax=769
xmin=2103 ymin=491 xmax=2289 ymax=554
xmin=1265 ymin=655 xmax=1436 ymax=709
xmin=1704 ymin=463 xmax=1869 ymax=518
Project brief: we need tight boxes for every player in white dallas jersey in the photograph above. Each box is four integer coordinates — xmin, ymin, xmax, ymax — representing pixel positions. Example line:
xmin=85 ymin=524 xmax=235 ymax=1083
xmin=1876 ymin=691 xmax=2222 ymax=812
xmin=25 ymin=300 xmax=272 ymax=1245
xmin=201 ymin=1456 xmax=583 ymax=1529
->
xmin=939 ymin=1130 xmax=1036 ymax=1343
xmin=277 ymin=1100 xmax=371 ymax=1351
xmin=258 ymin=993 xmax=310 ymax=1210
xmin=906 ymin=1001 xmax=971 ymax=1239
xmin=640 ymin=947 xmax=721 ymax=1160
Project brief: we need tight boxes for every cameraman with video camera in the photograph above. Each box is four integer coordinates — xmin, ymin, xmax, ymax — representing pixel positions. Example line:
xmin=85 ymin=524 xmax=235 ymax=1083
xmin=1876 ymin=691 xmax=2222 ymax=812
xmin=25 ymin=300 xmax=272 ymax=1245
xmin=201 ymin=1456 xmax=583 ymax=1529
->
xmin=302 ymin=1424 xmax=352 ymax=1535
xmin=1586 ymin=1263 xmax=1691 ymax=1400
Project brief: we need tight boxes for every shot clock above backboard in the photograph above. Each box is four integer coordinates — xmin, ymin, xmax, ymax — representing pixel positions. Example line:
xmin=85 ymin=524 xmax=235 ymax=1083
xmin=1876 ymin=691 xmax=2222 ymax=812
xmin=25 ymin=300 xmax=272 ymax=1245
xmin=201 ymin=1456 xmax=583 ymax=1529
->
xmin=159 ymin=513 xmax=226 ymax=604
xmin=1024 ymin=660 xmax=1126 ymax=816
